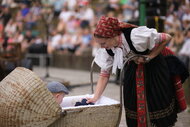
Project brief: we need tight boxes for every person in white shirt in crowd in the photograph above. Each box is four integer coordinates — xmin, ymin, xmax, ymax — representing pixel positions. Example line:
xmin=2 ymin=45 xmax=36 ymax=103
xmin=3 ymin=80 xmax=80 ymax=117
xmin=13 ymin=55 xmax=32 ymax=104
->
xmin=181 ymin=6 xmax=190 ymax=30
xmin=57 ymin=6 xmax=74 ymax=32
xmin=165 ymin=12 xmax=182 ymax=33
xmin=78 ymin=1 xmax=95 ymax=28
xmin=178 ymin=27 xmax=190 ymax=70
xmin=4 ymin=19 xmax=17 ymax=35
xmin=75 ymin=27 xmax=92 ymax=56
xmin=47 ymin=30 xmax=62 ymax=54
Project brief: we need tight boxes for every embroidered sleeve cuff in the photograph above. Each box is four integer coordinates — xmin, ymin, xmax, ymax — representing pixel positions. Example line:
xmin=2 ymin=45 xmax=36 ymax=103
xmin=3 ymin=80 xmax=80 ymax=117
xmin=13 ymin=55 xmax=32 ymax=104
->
xmin=160 ymin=33 xmax=166 ymax=42
xmin=100 ymin=70 xmax=110 ymax=77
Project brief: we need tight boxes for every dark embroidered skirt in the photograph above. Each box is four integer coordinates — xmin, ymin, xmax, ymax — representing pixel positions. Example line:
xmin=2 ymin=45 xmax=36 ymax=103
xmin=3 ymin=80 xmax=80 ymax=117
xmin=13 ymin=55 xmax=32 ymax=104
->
xmin=123 ymin=54 xmax=189 ymax=127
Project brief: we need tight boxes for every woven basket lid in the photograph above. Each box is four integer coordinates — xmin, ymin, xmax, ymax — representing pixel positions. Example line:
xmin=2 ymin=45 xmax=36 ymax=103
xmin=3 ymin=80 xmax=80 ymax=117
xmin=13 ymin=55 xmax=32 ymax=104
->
xmin=0 ymin=67 xmax=61 ymax=127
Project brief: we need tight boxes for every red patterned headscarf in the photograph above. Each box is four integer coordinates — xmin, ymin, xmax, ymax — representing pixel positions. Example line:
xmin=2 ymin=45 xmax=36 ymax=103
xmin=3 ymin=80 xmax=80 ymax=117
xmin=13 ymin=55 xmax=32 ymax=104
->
xmin=94 ymin=16 xmax=137 ymax=38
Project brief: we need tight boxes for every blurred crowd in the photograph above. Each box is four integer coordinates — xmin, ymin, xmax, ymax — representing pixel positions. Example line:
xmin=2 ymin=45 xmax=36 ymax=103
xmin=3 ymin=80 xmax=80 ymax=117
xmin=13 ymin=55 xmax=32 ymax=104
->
xmin=0 ymin=0 xmax=189 ymax=63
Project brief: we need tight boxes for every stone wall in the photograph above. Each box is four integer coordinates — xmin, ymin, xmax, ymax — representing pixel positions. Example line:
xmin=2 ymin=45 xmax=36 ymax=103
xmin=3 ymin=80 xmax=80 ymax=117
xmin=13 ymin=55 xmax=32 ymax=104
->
xmin=51 ymin=52 xmax=100 ymax=72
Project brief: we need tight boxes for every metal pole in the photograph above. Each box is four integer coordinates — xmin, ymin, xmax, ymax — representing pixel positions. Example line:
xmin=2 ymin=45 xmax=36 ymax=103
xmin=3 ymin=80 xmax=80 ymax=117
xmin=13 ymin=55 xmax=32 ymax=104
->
xmin=139 ymin=0 xmax=146 ymax=26
xmin=90 ymin=59 xmax=95 ymax=94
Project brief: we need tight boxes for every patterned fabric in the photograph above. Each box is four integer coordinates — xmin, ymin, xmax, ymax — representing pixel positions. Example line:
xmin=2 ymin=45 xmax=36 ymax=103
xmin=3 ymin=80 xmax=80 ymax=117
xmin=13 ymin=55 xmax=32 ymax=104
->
xmin=94 ymin=16 xmax=121 ymax=38
xmin=94 ymin=16 xmax=137 ymax=38
xmin=173 ymin=76 xmax=187 ymax=112
xmin=161 ymin=47 xmax=175 ymax=56
xmin=100 ymin=70 xmax=110 ymax=77
xmin=123 ymin=55 xmax=178 ymax=127
xmin=125 ymin=98 xmax=176 ymax=119
xmin=136 ymin=64 xmax=146 ymax=127
xmin=161 ymin=47 xmax=187 ymax=112
xmin=160 ymin=33 xmax=166 ymax=42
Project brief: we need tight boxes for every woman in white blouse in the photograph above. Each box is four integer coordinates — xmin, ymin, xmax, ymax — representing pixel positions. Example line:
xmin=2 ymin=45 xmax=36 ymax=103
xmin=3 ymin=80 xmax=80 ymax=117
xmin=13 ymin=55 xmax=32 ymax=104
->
xmin=87 ymin=16 xmax=189 ymax=127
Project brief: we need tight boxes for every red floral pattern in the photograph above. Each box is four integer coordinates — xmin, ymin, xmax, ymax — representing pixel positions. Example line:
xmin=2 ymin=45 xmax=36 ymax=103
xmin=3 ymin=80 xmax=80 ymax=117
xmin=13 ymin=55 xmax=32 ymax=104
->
xmin=94 ymin=16 xmax=121 ymax=38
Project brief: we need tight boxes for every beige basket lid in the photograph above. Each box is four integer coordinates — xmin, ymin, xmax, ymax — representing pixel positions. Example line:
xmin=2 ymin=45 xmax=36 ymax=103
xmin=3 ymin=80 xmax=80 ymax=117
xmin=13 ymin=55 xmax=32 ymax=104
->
xmin=0 ymin=67 xmax=61 ymax=127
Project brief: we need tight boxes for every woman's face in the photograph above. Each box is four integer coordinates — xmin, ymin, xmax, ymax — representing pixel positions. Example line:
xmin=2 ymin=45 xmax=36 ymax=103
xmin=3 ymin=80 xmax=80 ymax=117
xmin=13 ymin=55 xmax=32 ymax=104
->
xmin=94 ymin=36 xmax=118 ymax=49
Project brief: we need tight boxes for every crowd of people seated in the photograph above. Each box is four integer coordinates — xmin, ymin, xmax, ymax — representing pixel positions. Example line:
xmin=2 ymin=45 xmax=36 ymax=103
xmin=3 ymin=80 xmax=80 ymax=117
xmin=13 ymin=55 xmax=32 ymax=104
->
xmin=0 ymin=0 xmax=189 ymax=67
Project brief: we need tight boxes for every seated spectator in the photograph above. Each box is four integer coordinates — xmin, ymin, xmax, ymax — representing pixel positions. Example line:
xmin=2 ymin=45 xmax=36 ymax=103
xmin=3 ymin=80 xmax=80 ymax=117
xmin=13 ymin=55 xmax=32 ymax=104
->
xmin=53 ymin=0 xmax=65 ymax=17
xmin=30 ymin=1 xmax=42 ymax=20
xmin=79 ymin=1 xmax=95 ymax=28
xmin=28 ymin=35 xmax=47 ymax=54
xmin=57 ymin=6 xmax=74 ymax=32
xmin=122 ymin=0 xmax=139 ymax=21
xmin=12 ymin=31 xmax=24 ymax=43
xmin=0 ymin=5 xmax=12 ymax=26
xmin=165 ymin=12 xmax=182 ymax=33
xmin=178 ymin=28 xmax=190 ymax=70
xmin=182 ymin=7 xmax=190 ymax=30
xmin=19 ymin=2 xmax=30 ymax=17
xmin=21 ymin=30 xmax=35 ymax=53
xmin=168 ymin=29 xmax=184 ymax=53
xmin=47 ymin=30 xmax=62 ymax=54
xmin=24 ymin=11 xmax=37 ymax=29
xmin=60 ymin=30 xmax=74 ymax=53
xmin=15 ymin=11 xmax=24 ymax=31
xmin=4 ymin=19 xmax=17 ymax=35
xmin=46 ymin=81 xmax=69 ymax=105
xmin=75 ymin=27 xmax=92 ymax=56
xmin=1 ymin=0 xmax=18 ymax=8
xmin=106 ymin=0 xmax=120 ymax=12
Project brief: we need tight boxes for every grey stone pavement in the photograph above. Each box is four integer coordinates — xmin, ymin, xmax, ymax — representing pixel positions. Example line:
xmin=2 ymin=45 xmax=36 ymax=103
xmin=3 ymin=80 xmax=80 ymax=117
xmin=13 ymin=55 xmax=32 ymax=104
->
xmin=33 ymin=66 xmax=190 ymax=127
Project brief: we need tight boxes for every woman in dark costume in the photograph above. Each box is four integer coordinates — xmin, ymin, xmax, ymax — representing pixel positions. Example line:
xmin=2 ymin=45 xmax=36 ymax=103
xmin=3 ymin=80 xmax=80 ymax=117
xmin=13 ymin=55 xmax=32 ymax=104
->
xmin=87 ymin=16 xmax=189 ymax=127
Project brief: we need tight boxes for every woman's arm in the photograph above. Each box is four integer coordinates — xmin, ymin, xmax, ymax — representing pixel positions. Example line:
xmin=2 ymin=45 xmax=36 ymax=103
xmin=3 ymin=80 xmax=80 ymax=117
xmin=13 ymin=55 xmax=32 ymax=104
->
xmin=135 ymin=33 xmax=172 ymax=64
xmin=148 ymin=33 xmax=172 ymax=59
xmin=87 ymin=75 xmax=109 ymax=103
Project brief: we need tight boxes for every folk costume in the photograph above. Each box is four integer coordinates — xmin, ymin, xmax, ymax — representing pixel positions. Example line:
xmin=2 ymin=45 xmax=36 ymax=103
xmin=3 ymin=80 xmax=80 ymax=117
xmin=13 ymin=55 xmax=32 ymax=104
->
xmin=94 ymin=16 xmax=189 ymax=127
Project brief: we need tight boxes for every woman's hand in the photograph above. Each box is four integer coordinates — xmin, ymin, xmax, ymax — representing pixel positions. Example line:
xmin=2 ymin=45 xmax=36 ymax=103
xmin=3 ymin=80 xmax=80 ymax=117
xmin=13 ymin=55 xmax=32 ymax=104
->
xmin=134 ymin=55 xmax=153 ymax=64
xmin=134 ymin=56 xmax=146 ymax=64
xmin=86 ymin=97 xmax=98 ymax=104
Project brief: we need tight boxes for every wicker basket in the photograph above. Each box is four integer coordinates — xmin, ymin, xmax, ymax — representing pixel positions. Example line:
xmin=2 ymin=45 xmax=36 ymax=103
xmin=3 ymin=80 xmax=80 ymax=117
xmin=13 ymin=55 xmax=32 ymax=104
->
xmin=0 ymin=67 xmax=122 ymax=127
xmin=49 ymin=95 xmax=121 ymax=127
xmin=0 ymin=67 xmax=61 ymax=127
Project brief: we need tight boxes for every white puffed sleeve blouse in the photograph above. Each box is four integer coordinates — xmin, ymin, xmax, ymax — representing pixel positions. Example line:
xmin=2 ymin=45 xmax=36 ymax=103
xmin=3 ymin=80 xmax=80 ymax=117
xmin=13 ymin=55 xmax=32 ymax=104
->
xmin=94 ymin=26 xmax=162 ymax=76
